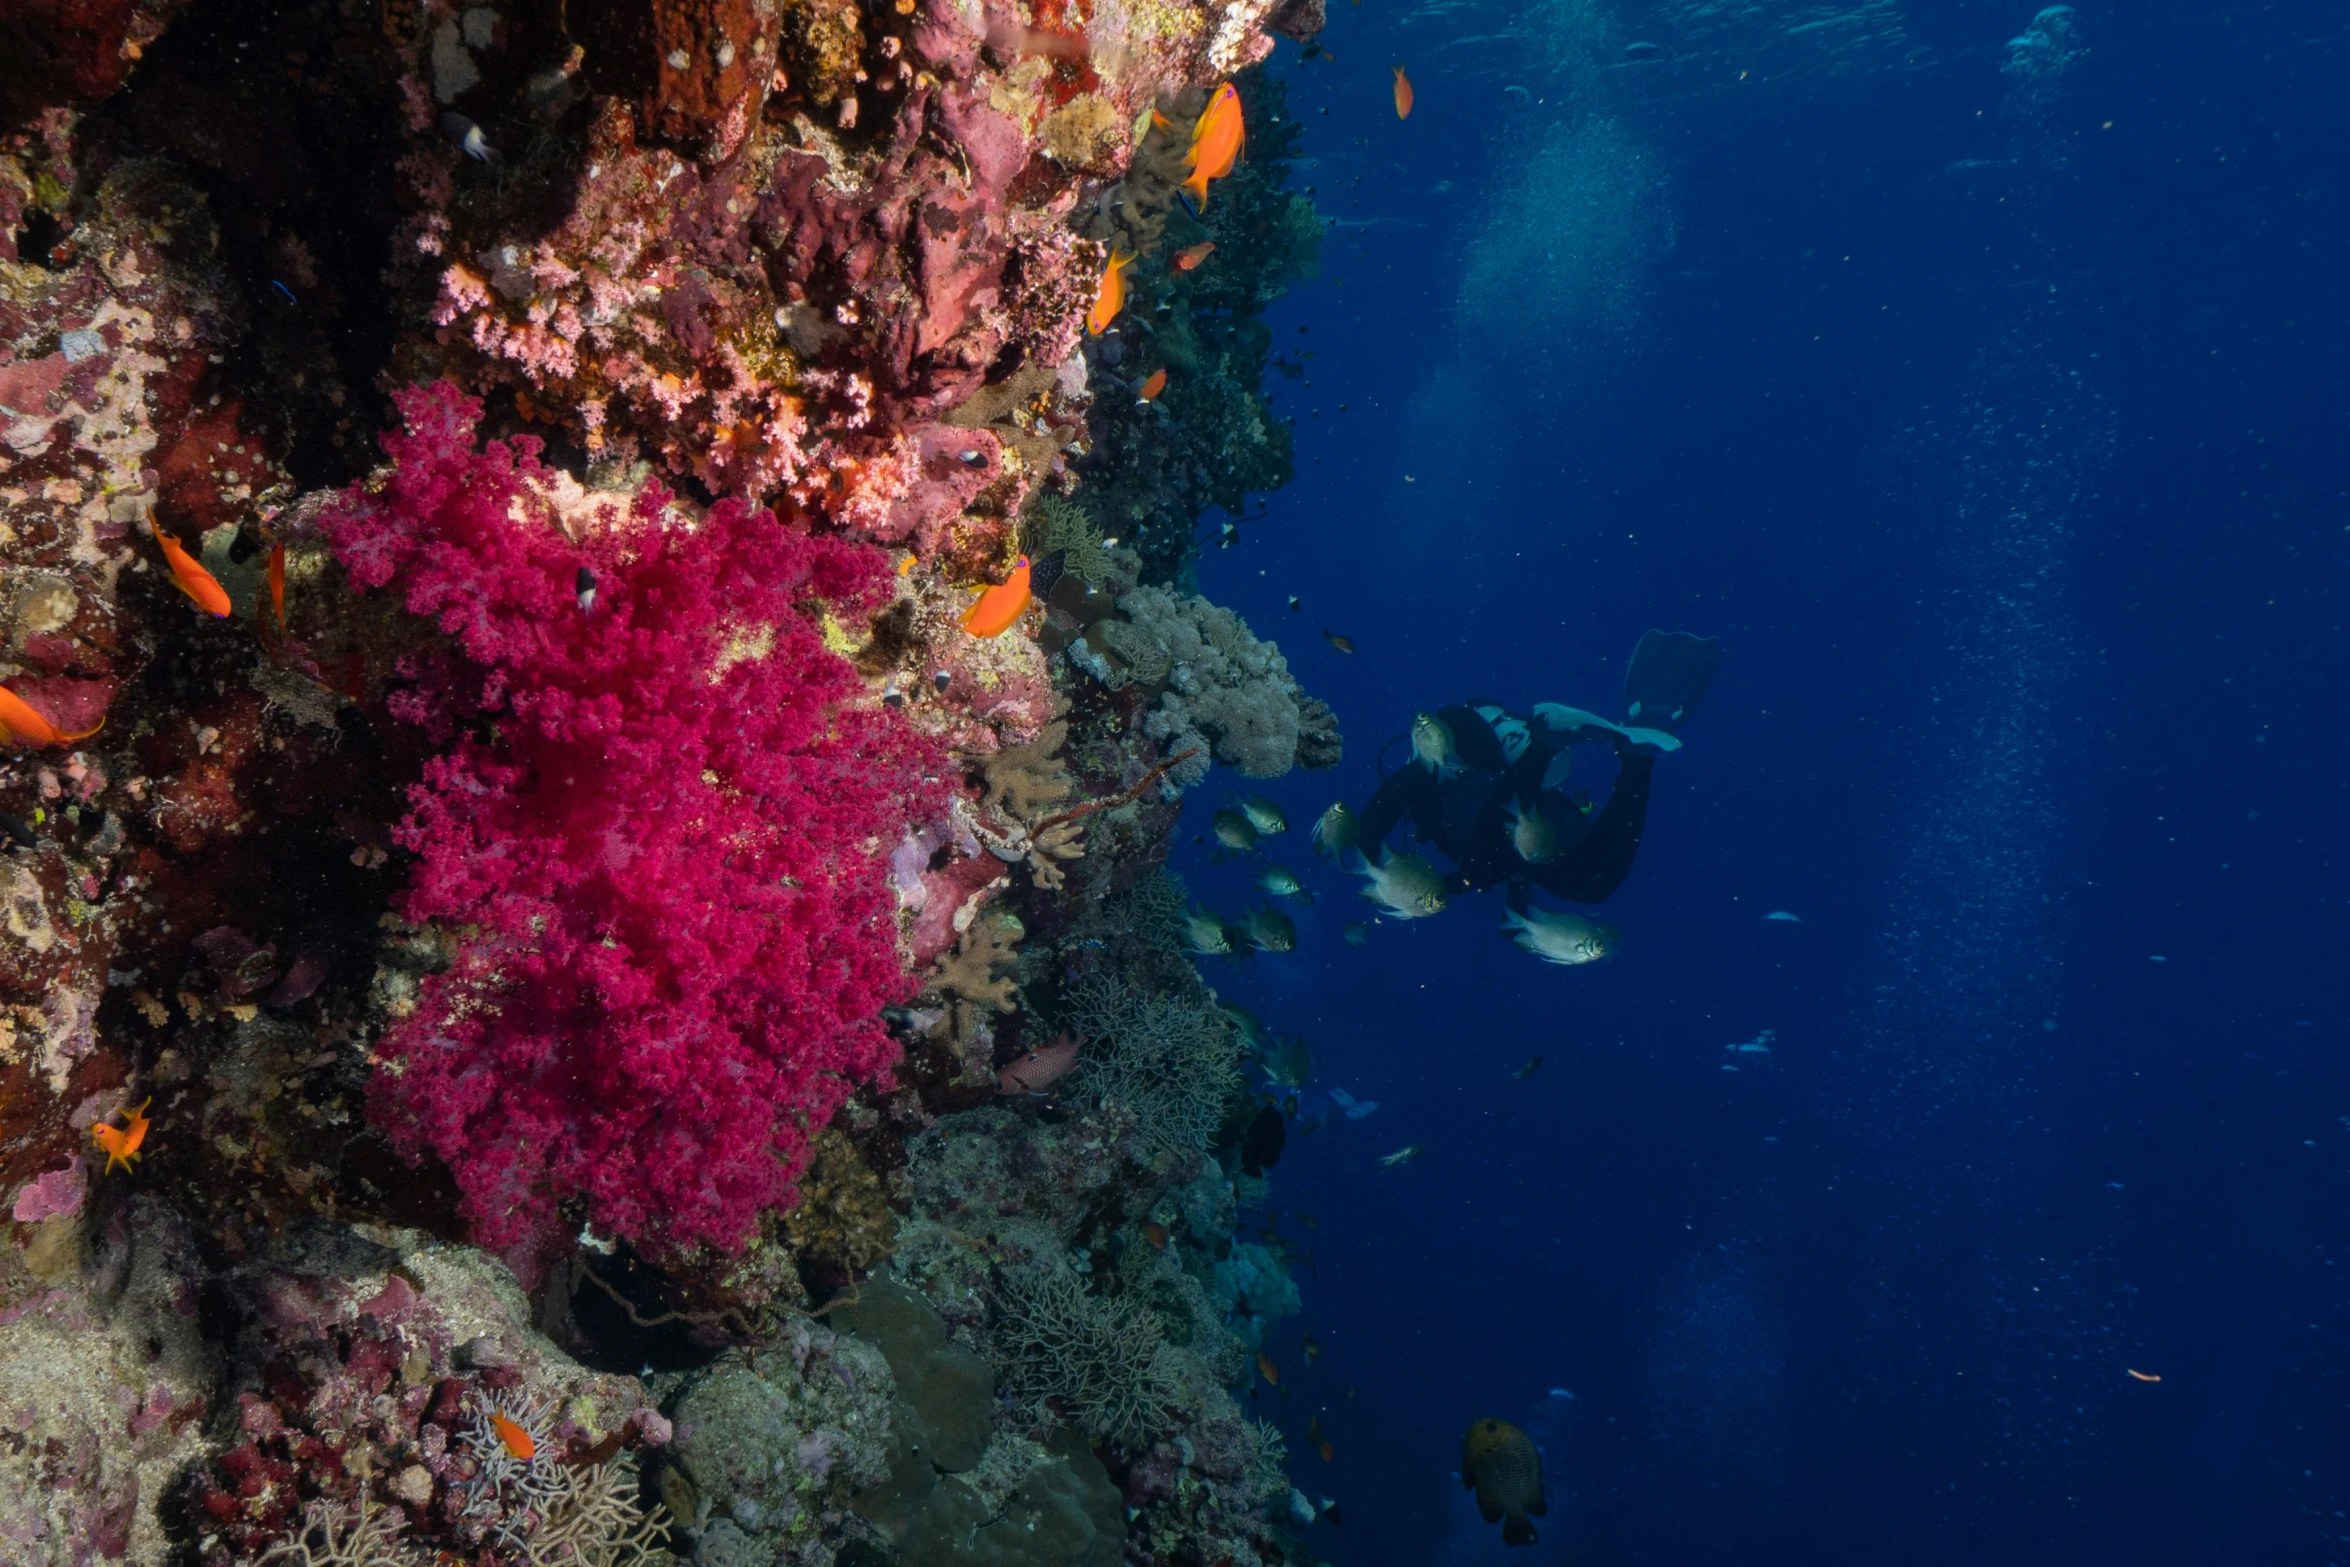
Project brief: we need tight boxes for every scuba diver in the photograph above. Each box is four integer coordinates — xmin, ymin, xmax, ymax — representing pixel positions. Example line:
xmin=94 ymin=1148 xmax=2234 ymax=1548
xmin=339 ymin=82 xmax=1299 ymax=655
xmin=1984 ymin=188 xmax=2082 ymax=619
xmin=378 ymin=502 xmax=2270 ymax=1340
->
xmin=1347 ymin=630 xmax=1722 ymax=909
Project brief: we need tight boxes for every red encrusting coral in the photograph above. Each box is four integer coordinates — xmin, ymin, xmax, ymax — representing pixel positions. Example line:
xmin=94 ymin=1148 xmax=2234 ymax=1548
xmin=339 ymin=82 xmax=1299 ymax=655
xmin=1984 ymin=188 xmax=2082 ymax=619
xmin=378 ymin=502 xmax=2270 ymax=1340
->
xmin=320 ymin=383 xmax=942 ymax=1260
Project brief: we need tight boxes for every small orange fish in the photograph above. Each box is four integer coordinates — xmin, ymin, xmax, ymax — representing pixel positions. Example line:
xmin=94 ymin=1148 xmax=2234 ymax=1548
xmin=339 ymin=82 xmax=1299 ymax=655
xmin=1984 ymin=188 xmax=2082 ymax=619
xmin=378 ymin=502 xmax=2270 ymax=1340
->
xmin=1088 ymin=249 xmax=1135 ymax=335
xmin=960 ymin=556 xmax=1033 ymax=637
xmin=1174 ymin=241 xmax=1216 ymax=271
xmin=1393 ymin=65 xmax=1414 ymax=120
xmin=92 ymin=1097 xmax=152 ymax=1176
xmin=1320 ymin=1439 xmax=1335 ymax=1462
xmin=1138 ymin=368 xmax=1168 ymax=402
xmin=1182 ymin=83 xmax=1246 ymax=210
xmin=1323 ymin=629 xmax=1356 ymax=654
xmin=267 ymin=540 xmax=286 ymax=631
xmin=1143 ymin=1221 xmax=1170 ymax=1251
xmin=490 ymin=1409 xmax=537 ymax=1459
xmin=0 ymin=686 xmax=103 ymax=747
xmin=1256 ymin=1353 xmax=1279 ymax=1386
xmin=1151 ymin=109 xmax=1173 ymax=130
xmin=2126 ymin=1369 xmax=2162 ymax=1383
xmin=1302 ymin=1331 xmax=1322 ymax=1362
xmin=149 ymin=518 xmax=231 ymax=616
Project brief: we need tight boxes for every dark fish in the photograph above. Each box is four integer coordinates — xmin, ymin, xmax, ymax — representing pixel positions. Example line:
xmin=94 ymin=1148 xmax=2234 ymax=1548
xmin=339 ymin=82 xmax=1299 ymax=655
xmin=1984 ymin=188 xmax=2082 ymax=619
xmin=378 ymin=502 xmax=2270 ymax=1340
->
xmin=1028 ymin=548 xmax=1069 ymax=601
xmin=1241 ymin=903 xmax=1297 ymax=954
xmin=1288 ymin=595 xmax=1302 ymax=610
xmin=0 ymin=811 xmax=35 ymax=851
xmin=1303 ymin=1331 xmax=1322 ymax=1361
xmin=1260 ymin=1031 xmax=1311 ymax=1088
xmin=1510 ymin=1055 xmax=1543 ymax=1080
xmin=1240 ymin=1103 xmax=1287 ymax=1175
xmin=1462 ymin=1418 xmax=1546 ymax=1546
xmin=1323 ymin=629 xmax=1355 ymax=653
xmin=1211 ymin=808 xmax=1261 ymax=854
xmin=576 ymin=566 xmax=597 ymax=613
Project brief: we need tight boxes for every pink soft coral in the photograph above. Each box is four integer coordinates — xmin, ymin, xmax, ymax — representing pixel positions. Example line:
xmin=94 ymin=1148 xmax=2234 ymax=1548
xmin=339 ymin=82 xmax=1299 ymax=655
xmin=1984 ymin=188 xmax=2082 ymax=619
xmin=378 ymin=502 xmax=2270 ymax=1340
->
xmin=324 ymin=383 xmax=939 ymax=1259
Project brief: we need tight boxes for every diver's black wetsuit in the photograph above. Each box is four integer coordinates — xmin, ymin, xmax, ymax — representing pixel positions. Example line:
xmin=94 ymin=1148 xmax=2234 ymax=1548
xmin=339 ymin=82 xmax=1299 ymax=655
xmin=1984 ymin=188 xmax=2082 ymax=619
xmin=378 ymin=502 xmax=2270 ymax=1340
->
xmin=1357 ymin=705 xmax=1654 ymax=903
xmin=1356 ymin=629 xmax=1723 ymax=905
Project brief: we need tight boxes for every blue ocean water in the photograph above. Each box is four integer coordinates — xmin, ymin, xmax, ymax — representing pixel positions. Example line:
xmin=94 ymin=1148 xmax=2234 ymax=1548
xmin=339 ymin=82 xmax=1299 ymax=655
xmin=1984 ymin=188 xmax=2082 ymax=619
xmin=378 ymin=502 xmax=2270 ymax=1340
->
xmin=1176 ymin=2 xmax=2350 ymax=1560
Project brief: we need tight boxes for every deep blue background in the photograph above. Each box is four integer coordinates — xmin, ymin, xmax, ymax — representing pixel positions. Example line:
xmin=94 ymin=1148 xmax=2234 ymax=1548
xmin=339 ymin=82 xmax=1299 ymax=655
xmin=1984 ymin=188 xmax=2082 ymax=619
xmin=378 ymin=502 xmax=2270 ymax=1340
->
xmin=1159 ymin=2 xmax=2350 ymax=1560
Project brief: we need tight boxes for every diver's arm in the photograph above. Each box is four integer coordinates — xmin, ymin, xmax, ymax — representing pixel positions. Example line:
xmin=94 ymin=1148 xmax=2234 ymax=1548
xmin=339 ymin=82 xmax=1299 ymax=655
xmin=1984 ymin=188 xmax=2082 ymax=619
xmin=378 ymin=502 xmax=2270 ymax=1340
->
xmin=1532 ymin=753 xmax=1654 ymax=904
xmin=1355 ymin=764 xmax=1438 ymax=853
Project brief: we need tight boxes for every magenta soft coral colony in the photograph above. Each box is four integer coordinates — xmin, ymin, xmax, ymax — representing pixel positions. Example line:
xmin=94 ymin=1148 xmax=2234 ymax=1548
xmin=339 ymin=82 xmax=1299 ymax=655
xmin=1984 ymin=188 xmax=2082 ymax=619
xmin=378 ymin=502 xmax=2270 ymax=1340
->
xmin=1 ymin=0 xmax=1334 ymax=1558
xmin=319 ymin=384 xmax=940 ymax=1264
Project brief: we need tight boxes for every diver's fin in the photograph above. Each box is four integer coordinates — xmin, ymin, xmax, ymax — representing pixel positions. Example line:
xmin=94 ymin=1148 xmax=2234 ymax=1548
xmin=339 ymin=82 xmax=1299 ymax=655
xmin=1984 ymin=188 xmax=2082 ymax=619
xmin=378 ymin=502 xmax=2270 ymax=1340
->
xmin=1621 ymin=630 xmax=1723 ymax=731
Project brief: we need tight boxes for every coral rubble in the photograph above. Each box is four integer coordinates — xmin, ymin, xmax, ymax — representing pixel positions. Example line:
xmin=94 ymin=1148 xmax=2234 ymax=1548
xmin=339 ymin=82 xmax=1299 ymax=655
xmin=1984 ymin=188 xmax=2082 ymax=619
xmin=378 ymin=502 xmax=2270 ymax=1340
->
xmin=1 ymin=0 xmax=1334 ymax=1560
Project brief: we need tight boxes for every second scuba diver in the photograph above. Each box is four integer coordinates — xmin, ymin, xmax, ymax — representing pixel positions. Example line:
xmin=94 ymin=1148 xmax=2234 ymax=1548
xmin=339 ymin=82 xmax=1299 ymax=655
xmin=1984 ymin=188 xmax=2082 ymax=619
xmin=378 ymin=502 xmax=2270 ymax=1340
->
xmin=1327 ymin=630 xmax=1722 ymax=955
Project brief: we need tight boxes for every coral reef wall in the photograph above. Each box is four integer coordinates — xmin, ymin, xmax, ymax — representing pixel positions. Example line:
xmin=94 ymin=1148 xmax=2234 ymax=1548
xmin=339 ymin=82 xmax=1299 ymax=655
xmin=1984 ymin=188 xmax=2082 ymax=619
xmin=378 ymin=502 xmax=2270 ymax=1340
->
xmin=1 ymin=0 xmax=1332 ymax=1560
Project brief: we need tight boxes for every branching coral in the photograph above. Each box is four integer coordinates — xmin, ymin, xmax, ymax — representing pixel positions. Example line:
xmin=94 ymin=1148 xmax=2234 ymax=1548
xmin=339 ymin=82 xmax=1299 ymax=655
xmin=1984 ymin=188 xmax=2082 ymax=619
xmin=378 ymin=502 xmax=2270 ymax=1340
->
xmin=258 ymin=1464 xmax=669 ymax=1567
xmin=1061 ymin=976 xmax=1242 ymax=1161
xmin=993 ymin=1265 xmax=1183 ymax=1448
xmin=254 ymin=1486 xmax=413 ymax=1566
xmin=981 ymin=719 xmax=1077 ymax=822
xmin=926 ymin=912 xmax=1023 ymax=1042
xmin=320 ymin=384 xmax=941 ymax=1259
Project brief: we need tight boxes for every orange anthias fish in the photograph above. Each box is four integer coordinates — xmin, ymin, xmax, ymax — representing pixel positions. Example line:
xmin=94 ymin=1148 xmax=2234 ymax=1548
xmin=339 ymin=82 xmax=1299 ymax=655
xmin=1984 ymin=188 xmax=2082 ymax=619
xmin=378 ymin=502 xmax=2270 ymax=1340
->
xmin=1181 ymin=82 xmax=1245 ymax=210
xmin=2126 ymin=1369 xmax=2162 ymax=1383
xmin=149 ymin=518 xmax=231 ymax=616
xmin=1142 ymin=1221 xmax=1171 ymax=1251
xmin=92 ymin=1097 xmax=152 ymax=1175
xmin=1174 ymin=241 xmax=1216 ymax=271
xmin=267 ymin=540 xmax=286 ymax=631
xmin=1087 ymin=250 xmax=1135 ymax=336
xmin=1392 ymin=65 xmax=1414 ymax=119
xmin=1256 ymin=1353 xmax=1279 ymax=1386
xmin=0 ymin=686 xmax=103 ymax=747
xmin=490 ymin=1410 xmax=538 ymax=1460
xmin=961 ymin=556 xmax=1033 ymax=637
xmin=1138 ymin=368 xmax=1168 ymax=402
